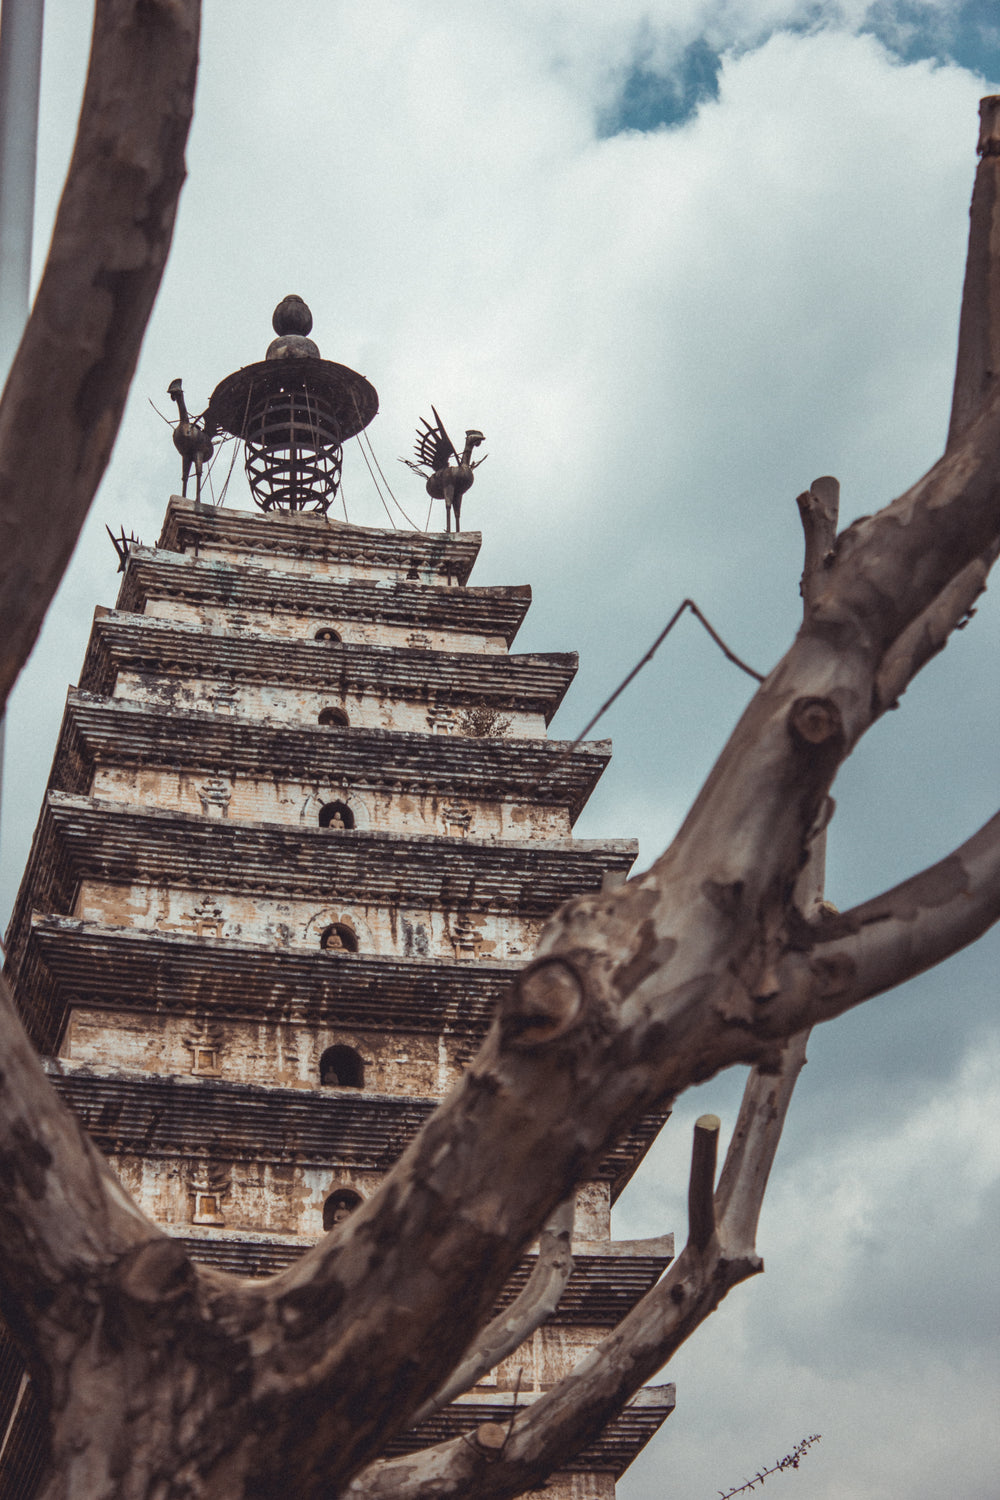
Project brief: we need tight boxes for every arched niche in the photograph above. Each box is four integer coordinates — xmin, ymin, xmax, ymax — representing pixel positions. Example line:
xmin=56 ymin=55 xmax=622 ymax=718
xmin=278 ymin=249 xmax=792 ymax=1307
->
xmin=314 ymin=627 xmax=342 ymax=643
xmin=318 ymin=705 xmax=350 ymax=728
xmin=318 ymin=799 xmax=354 ymax=830
xmin=319 ymin=1044 xmax=364 ymax=1089
xmin=320 ymin=922 xmax=359 ymax=953
xmin=323 ymin=1187 xmax=363 ymax=1232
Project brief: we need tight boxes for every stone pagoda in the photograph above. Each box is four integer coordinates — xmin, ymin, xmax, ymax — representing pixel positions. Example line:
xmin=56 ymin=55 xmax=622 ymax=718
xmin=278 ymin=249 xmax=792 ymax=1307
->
xmin=0 ymin=301 xmax=675 ymax=1497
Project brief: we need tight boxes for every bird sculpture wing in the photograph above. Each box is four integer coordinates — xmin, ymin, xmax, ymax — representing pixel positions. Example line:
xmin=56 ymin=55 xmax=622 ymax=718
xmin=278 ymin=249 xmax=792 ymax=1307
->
xmin=412 ymin=406 xmax=457 ymax=473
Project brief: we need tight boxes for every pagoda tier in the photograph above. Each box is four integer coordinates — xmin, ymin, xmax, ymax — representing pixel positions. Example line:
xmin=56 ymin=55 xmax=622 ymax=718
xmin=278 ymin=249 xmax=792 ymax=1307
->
xmin=80 ymin=612 xmax=578 ymax=725
xmin=173 ymin=1230 xmax=675 ymax=1323
xmin=18 ymin=920 xmax=519 ymax=1046
xmin=117 ymin=547 xmax=532 ymax=645
xmin=52 ymin=695 xmax=612 ymax=821
xmin=5 ymin=795 xmax=636 ymax=977
xmin=45 ymin=1061 xmax=667 ymax=1200
xmin=158 ymin=496 xmax=483 ymax=583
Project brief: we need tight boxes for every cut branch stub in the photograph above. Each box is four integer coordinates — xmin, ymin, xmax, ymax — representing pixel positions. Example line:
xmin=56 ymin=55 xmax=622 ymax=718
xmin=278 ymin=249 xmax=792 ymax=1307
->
xmin=475 ymin=1422 xmax=508 ymax=1455
xmin=688 ymin=1114 xmax=720 ymax=1251
xmin=502 ymin=958 xmax=585 ymax=1047
xmin=797 ymin=475 xmax=840 ymax=609
xmin=788 ymin=696 xmax=843 ymax=748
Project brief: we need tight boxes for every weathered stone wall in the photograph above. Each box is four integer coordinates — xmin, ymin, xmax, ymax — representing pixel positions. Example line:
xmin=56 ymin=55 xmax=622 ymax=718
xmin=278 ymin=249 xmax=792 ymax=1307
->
xmin=106 ymin=1153 xmax=609 ymax=1242
xmin=112 ymin=670 xmax=548 ymax=738
xmin=143 ymin=596 xmax=509 ymax=655
xmin=90 ymin=766 xmax=572 ymax=840
xmin=72 ymin=880 xmax=545 ymax=961
xmin=181 ymin=543 xmax=421 ymax=581
xmin=110 ymin=1151 xmax=382 ymax=1238
xmin=478 ymin=1324 xmax=608 ymax=1393
xmin=543 ymin=1478 xmax=615 ymax=1499
xmin=62 ymin=1007 xmax=472 ymax=1095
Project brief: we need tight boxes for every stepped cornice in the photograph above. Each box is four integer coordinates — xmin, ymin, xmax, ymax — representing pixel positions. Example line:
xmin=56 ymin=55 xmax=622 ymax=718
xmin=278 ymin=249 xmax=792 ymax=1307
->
xmin=158 ymin=497 xmax=482 ymax=583
xmin=175 ymin=1228 xmax=674 ymax=1324
xmin=54 ymin=695 xmax=611 ymax=820
xmin=42 ymin=791 xmax=635 ymax=904
xmin=6 ymin=797 xmax=636 ymax=971
xmin=80 ymin=613 xmax=578 ymax=722
xmin=117 ymin=548 xmax=532 ymax=644
xmin=23 ymin=919 xmax=517 ymax=1036
xmin=392 ymin=1386 xmax=675 ymax=1476
xmin=45 ymin=1061 xmax=668 ymax=1200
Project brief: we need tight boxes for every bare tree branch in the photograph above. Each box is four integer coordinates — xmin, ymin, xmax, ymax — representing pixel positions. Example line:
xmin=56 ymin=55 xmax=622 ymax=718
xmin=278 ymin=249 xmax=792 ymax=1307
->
xmin=770 ymin=809 xmax=1000 ymax=1029
xmin=407 ymin=1195 xmax=575 ymax=1426
xmin=347 ymin=1034 xmax=811 ymax=1500
xmin=948 ymin=97 xmax=1000 ymax=446
xmin=687 ymin=1114 xmax=720 ymax=1251
xmin=874 ymin=538 xmax=1000 ymax=713
xmin=0 ymin=974 xmax=164 ymax=1382
xmin=796 ymin=476 xmax=839 ymax=611
xmin=0 ymin=0 xmax=200 ymax=710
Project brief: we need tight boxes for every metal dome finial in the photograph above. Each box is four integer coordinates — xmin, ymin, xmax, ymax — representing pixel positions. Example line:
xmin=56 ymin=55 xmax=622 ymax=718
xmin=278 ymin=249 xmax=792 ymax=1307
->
xmin=204 ymin=298 xmax=378 ymax=515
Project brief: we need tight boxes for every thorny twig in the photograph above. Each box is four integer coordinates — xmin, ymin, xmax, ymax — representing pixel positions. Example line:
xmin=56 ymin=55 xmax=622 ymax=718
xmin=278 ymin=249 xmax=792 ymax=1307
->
xmin=716 ymin=1434 xmax=822 ymax=1498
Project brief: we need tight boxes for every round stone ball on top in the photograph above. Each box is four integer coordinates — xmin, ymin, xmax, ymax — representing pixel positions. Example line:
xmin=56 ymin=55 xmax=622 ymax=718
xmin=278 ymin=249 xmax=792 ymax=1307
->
xmin=267 ymin=294 xmax=320 ymax=360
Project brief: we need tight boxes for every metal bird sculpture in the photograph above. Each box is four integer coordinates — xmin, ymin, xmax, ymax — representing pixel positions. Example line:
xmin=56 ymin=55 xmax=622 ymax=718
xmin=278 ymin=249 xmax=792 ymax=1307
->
xmin=403 ymin=407 xmax=486 ymax=532
xmin=168 ymin=378 xmax=214 ymax=502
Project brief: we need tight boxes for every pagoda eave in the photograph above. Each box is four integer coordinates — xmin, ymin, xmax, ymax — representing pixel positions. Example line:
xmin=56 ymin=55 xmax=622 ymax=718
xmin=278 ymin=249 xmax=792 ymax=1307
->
xmin=158 ymin=497 xmax=482 ymax=584
xmin=80 ymin=613 xmax=579 ymax=721
xmin=53 ymin=695 xmax=612 ymax=820
xmin=175 ymin=1227 xmax=674 ymax=1324
xmin=27 ymin=793 xmax=638 ymax=917
xmin=391 ymin=1386 xmax=676 ymax=1476
xmin=117 ymin=549 xmax=533 ymax=645
xmin=19 ymin=920 xmax=516 ymax=1047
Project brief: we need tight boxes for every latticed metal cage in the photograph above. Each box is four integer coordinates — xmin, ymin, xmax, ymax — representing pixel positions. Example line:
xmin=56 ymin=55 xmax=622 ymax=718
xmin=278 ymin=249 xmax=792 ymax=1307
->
xmin=205 ymin=297 xmax=378 ymax=516
xmin=241 ymin=371 xmax=343 ymax=512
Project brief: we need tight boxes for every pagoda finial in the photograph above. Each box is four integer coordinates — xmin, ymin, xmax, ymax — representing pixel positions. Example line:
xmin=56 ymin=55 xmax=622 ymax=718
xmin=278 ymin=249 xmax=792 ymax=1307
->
xmin=204 ymin=297 xmax=378 ymax=515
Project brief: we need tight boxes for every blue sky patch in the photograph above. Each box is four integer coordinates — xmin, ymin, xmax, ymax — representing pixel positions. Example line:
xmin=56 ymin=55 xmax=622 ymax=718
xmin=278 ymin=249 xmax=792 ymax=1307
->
xmin=599 ymin=38 xmax=722 ymax=136
xmin=864 ymin=0 xmax=1000 ymax=78
xmin=600 ymin=1 xmax=999 ymax=139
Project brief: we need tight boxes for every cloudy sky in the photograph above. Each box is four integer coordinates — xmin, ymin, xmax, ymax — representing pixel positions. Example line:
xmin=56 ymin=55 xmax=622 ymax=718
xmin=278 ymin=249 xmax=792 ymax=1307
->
xmin=1 ymin=2 xmax=998 ymax=1496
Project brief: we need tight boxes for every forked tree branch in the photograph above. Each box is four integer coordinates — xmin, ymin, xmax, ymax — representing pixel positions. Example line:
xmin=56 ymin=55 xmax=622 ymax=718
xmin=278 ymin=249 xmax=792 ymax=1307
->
xmin=407 ymin=1195 xmax=575 ymax=1426
xmin=345 ymin=456 xmax=836 ymax=1500
xmin=346 ymin=1037 xmax=811 ymax=1500
xmin=170 ymin=364 xmax=1000 ymax=1493
xmin=0 ymin=0 xmax=200 ymax=710
xmin=770 ymin=809 xmax=1000 ymax=1028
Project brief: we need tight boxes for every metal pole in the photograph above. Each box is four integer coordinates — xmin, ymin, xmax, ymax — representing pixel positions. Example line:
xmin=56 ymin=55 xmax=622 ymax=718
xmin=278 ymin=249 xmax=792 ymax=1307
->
xmin=0 ymin=0 xmax=45 ymax=868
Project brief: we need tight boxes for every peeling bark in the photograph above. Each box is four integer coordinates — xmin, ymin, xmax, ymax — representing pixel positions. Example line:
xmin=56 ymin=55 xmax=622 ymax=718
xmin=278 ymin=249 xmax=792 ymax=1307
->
xmin=0 ymin=0 xmax=200 ymax=710
xmin=407 ymin=1195 xmax=576 ymax=1427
